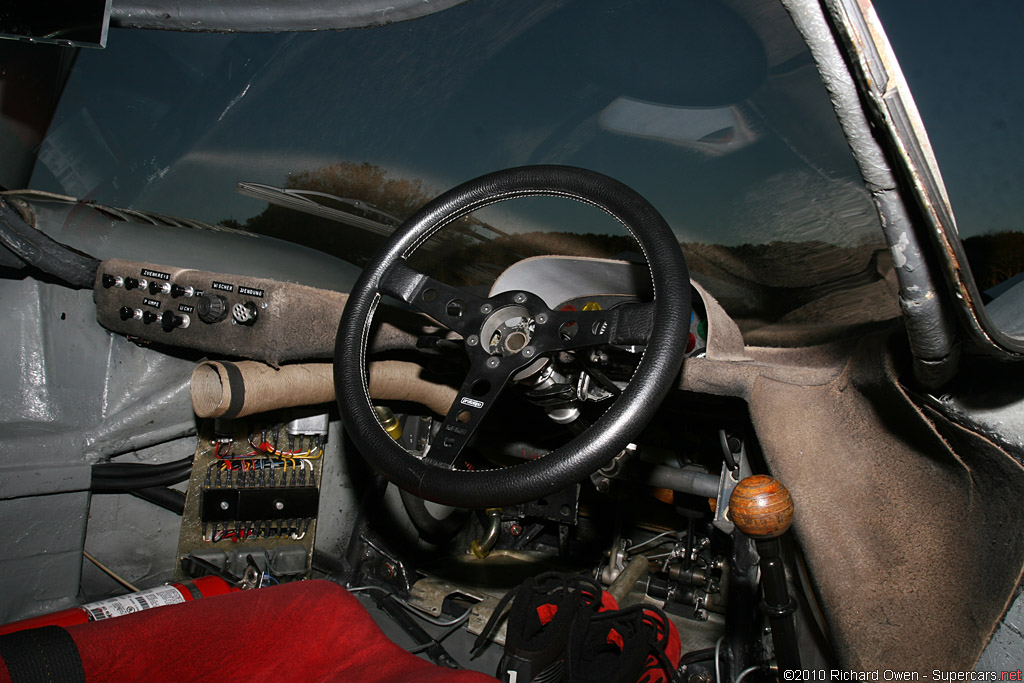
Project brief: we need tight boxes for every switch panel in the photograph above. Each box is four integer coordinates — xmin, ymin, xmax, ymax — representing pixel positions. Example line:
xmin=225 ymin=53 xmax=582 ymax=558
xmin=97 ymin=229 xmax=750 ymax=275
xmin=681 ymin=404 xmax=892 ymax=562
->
xmin=94 ymin=259 xmax=349 ymax=364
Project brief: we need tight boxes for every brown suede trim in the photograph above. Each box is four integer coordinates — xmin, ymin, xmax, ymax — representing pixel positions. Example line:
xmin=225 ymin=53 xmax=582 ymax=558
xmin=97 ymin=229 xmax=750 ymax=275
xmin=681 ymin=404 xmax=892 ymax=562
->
xmin=745 ymin=334 xmax=1024 ymax=670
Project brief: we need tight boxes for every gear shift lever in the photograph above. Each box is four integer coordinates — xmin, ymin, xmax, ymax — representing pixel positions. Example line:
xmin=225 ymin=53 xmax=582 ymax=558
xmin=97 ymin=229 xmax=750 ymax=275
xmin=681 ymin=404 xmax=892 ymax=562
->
xmin=730 ymin=474 xmax=801 ymax=673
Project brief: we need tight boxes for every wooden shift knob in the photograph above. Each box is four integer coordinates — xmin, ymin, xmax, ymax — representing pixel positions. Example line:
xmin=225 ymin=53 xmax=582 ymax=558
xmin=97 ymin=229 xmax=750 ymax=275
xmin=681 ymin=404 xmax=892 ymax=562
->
xmin=729 ymin=475 xmax=794 ymax=539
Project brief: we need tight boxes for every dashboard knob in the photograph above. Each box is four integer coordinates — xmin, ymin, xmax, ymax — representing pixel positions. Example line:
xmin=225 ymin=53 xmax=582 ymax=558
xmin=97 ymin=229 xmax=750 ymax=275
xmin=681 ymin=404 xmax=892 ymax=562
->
xmin=196 ymin=294 xmax=229 ymax=324
xmin=102 ymin=274 xmax=121 ymax=288
xmin=118 ymin=306 xmax=133 ymax=320
xmin=170 ymin=283 xmax=193 ymax=298
xmin=141 ymin=310 xmax=159 ymax=325
xmin=148 ymin=280 xmax=170 ymax=295
xmin=161 ymin=310 xmax=188 ymax=332
xmin=124 ymin=277 xmax=140 ymax=290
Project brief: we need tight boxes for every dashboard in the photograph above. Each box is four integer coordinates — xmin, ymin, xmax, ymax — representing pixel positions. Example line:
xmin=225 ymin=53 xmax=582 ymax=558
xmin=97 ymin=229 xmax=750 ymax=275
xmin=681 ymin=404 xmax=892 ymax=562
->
xmin=93 ymin=254 xmax=712 ymax=366
xmin=94 ymin=259 xmax=347 ymax=364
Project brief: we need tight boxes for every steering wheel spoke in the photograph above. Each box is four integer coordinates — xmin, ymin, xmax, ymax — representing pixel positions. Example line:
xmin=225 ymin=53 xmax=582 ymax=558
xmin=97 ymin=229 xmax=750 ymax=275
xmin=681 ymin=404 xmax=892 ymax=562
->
xmin=380 ymin=260 xmax=488 ymax=337
xmin=533 ymin=301 xmax=654 ymax=353
xmin=425 ymin=359 xmax=520 ymax=468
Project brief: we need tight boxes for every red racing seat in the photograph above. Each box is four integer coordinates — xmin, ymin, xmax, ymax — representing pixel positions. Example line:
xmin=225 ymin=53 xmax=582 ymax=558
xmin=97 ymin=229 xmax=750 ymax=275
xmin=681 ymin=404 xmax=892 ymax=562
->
xmin=0 ymin=580 xmax=497 ymax=682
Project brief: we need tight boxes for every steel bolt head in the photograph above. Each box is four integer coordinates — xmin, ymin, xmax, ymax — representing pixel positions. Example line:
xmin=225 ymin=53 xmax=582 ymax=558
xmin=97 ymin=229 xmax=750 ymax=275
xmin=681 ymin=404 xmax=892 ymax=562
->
xmin=467 ymin=335 xmax=479 ymax=346
xmin=536 ymin=313 xmax=548 ymax=324
xmin=480 ymin=303 xmax=493 ymax=314
xmin=522 ymin=346 xmax=535 ymax=358
xmin=514 ymin=293 xmax=527 ymax=304
xmin=486 ymin=357 xmax=500 ymax=368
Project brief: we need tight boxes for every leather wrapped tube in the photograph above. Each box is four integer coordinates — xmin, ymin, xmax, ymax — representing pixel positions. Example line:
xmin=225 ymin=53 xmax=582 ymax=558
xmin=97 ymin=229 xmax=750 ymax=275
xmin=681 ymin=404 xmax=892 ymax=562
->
xmin=191 ymin=360 xmax=456 ymax=419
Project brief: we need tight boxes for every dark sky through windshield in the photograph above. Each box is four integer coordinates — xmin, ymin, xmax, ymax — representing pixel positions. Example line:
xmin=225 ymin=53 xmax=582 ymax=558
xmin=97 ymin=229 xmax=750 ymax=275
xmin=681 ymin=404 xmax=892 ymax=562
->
xmin=29 ymin=0 xmax=899 ymax=343
xmin=31 ymin=0 xmax=879 ymax=243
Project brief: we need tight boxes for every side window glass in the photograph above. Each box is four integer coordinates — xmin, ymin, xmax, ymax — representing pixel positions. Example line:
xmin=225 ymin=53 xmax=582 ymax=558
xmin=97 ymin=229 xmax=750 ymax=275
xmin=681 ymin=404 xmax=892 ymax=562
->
xmin=874 ymin=1 xmax=1024 ymax=306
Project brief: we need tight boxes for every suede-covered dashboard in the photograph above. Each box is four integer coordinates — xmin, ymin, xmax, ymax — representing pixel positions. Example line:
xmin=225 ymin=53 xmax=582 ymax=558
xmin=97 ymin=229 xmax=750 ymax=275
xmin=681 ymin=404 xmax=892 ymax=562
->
xmin=94 ymin=259 xmax=349 ymax=365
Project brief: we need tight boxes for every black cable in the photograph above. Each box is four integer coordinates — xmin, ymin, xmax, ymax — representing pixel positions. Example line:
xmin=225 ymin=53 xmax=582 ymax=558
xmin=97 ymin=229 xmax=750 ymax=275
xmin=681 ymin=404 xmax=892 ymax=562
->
xmin=128 ymin=487 xmax=186 ymax=515
xmin=90 ymin=455 xmax=194 ymax=491
xmin=0 ymin=196 xmax=100 ymax=288
xmin=91 ymin=466 xmax=192 ymax=491
xmin=398 ymin=488 xmax=468 ymax=544
xmin=91 ymin=455 xmax=194 ymax=478
xmin=91 ymin=461 xmax=193 ymax=478
xmin=371 ymin=591 xmax=462 ymax=669
xmin=91 ymin=486 xmax=187 ymax=515
xmin=679 ymin=647 xmax=716 ymax=665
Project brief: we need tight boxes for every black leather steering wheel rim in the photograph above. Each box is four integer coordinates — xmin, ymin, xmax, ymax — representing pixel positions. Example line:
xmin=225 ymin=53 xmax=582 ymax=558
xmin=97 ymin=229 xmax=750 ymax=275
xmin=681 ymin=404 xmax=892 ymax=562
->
xmin=335 ymin=165 xmax=690 ymax=508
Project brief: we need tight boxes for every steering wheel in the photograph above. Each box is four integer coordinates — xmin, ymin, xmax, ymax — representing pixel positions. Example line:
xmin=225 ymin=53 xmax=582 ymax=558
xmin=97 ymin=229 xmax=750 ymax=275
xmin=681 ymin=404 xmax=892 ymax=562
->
xmin=335 ymin=166 xmax=690 ymax=508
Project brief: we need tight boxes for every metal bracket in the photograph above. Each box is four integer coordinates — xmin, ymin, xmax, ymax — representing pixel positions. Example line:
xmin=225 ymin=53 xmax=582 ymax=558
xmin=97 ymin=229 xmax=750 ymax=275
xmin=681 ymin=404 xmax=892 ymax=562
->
xmin=713 ymin=430 xmax=751 ymax=534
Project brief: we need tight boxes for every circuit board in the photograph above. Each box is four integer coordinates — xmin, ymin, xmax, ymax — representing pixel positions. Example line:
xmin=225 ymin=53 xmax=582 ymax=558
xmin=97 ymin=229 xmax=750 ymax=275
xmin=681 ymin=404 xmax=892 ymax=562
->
xmin=173 ymin=416 xmax=326 ymax=586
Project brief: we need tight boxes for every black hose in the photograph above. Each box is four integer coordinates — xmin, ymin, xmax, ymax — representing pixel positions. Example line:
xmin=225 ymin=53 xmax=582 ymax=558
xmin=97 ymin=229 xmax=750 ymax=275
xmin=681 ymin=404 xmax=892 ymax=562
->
xmin=0 ymin=196 xmax=100 ymax=288
xmin=398 ymin=488 xmax=468 ymax=544
xmin=128 ymin=487 xmax=186 ymax=515
xmin=90 ymin=487 xmax=186 ymax=514
xmin=91 ymin=455 xmax=194 ymax=478
xmin=91 ymin=466 xmax=192 ymax=490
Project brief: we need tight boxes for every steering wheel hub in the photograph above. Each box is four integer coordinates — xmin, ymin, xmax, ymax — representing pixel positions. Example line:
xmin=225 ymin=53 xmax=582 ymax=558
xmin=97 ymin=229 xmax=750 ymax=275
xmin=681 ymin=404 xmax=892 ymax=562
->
xmin=481 ymin=305 xmax=535 ymax=356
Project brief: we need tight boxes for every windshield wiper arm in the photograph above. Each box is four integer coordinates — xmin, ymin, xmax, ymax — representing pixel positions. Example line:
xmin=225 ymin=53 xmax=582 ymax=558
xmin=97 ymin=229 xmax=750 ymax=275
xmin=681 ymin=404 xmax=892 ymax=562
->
xmin=237 ymin=181 xmax=400 ymax=236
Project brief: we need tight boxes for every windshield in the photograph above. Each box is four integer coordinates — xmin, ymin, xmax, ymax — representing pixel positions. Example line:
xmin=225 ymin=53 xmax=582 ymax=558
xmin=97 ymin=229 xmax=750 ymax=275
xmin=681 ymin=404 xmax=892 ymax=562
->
xmin=28 ymin=0 xmax=897 ymax=345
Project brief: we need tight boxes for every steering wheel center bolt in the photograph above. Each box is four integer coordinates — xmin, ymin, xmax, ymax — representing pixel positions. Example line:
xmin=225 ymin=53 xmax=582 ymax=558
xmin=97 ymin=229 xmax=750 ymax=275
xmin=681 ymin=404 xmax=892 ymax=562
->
xmin=486 ymin=357 xmax=500 ymax=369
xmin=504 ymin=331 xmax=529 ymax=354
